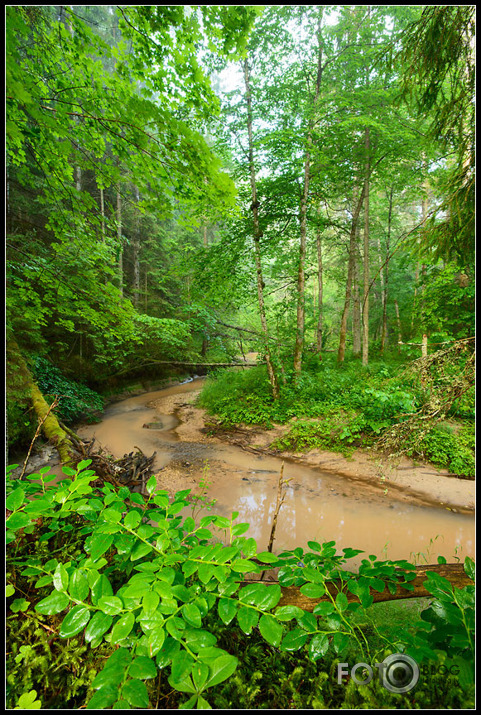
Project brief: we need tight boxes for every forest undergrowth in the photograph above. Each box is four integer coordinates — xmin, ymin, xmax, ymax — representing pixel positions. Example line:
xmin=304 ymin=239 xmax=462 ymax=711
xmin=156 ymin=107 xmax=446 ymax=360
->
xmin=198 ymin=350 xmax=475 ymax=478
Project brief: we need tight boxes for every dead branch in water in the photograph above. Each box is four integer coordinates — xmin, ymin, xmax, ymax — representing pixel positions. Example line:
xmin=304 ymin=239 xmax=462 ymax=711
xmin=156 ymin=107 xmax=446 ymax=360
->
xmin=261 ymin=462 xmax=291 ymax=580
xmin=267 ymin=462 xmax=291 ymax=553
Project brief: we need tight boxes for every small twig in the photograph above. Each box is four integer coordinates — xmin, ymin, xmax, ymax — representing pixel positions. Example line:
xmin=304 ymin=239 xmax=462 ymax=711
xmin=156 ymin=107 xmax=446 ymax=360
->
xmin=261 ymin=463 xmax=291 ymax=579
xmin=267 ymin=463 xmax=290 ymax=553
xmin=19 ymin=397 xmax=60 ymax=480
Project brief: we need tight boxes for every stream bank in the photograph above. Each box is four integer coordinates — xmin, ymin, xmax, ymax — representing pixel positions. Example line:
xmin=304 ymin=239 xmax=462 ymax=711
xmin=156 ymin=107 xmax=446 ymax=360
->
xmin=75 ymin=379 xmax=474 ymax=567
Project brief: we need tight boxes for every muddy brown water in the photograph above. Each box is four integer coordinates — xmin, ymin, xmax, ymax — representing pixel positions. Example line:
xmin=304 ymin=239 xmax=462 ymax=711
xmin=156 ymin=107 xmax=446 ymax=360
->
xmin=77 ymin=379 xmax=475 ymax=569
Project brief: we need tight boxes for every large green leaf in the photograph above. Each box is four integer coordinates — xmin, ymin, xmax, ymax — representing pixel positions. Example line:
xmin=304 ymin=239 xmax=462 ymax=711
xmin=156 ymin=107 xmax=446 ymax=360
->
xmin=237 ymin=606 xmax=258 ymax=634
xmin=35 ymin=590 xmax=70 ymax=615
xmin=182 ymin=603 xmax=202 ymax=628
xmin=281 ymin=628 xmax=309 ymax=652
xmin=259 ymin=614 xmax=283 ymax=647
xmin=6 ymin=487 xmax=25 ymax=511
xmin=308 ymin=633 xmax=329 ymax=661
xmin=128 ymin=656 xmax=157 ymax=680
xmin=218 ymin=598 xmax=237 ymax=625
xmin=89 ymin=534 xmax=114 ymax=561
xmin=97 ymin=596 xmax=124 ymax=615
xmin=205 ymin=654 xmax=238 ymax=688
xmin=60 ymin=606 xmax=91 ymax=638
xmin=111 ymin=612 xmax=136 ymax=643
xmin=69 ymin=569 xmax=90 ymax=601
xmin=86 ymin=686 xmax=119 ymax=709
xmin=85 ymin=611 xmax=114 ymax=643
xmin=171 ymin=650 xmax=195 ymax=683
xmin=122 ymin=679 xmax=149 ymax=708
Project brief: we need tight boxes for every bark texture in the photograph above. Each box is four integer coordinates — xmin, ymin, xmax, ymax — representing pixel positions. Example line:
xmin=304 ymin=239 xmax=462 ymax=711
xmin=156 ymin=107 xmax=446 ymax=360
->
xmin=338 ymin=184 xmax=366 ymax=363
xmin=243 ymin=58 xmax=279 ymax=400
xmin=243 ymin=563 xmax=472 ymax=612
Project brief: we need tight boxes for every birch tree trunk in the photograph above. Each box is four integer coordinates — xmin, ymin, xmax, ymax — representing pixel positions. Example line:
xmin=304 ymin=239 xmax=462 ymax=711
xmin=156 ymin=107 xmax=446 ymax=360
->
xmin=243 ymin=58 xmax=279 ymax=400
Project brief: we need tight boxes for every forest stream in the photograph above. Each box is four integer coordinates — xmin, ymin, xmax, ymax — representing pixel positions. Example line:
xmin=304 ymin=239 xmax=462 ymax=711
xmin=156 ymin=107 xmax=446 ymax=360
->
xmin=75 ymin=377 xmax=475 ymax=569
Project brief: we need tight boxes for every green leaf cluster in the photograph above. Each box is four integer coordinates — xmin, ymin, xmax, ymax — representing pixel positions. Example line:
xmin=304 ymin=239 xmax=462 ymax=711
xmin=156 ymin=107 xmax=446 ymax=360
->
xmin=6 ymin=462 xmax=475 ymax=709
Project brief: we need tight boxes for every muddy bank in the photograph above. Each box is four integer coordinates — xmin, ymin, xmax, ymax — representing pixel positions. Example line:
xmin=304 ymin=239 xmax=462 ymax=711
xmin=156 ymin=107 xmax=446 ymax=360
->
xmin=69 ymin=379 xmax=475 ymax=565
xmin=162 ymin=392 xmax=474 ymax=514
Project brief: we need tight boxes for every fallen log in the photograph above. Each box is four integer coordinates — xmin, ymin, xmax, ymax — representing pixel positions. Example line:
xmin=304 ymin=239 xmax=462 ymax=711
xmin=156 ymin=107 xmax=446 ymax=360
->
xmin=8 ymin=341 xmax=75 ymax=466
xmin=243 ymin=563 xmax=472 ymax=610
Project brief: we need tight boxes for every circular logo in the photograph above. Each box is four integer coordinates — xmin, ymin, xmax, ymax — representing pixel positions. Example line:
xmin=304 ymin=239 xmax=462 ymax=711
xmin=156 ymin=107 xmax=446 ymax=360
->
xmin=381 ymin=653 xmax=419 ymax=694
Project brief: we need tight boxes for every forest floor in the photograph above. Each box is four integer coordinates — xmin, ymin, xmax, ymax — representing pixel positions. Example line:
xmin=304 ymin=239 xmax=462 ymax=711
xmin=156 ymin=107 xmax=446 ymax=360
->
xmin=150 ymin=387 xmax=475 ymax=515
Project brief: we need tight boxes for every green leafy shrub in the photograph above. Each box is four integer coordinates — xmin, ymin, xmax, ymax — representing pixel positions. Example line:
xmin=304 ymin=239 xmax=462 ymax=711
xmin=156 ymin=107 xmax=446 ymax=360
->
xmin=199 ymin=358 xmax=473 ymax=476
xmin=404 ymin=422 xmax=475 ymax=477
xmin=6 ymin=463 xmax=475 ymax=709
xmin=33 ymin=356 xmax=104 ymax=424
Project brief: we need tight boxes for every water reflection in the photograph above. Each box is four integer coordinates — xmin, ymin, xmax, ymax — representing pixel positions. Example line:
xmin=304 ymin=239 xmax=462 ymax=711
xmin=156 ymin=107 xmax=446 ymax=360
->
xmin=208 ymin=475 xmax=474 ymax=568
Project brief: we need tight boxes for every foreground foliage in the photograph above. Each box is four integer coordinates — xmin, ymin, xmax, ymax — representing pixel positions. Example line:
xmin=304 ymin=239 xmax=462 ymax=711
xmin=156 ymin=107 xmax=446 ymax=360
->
xmin=6 ymin=462 xmax=474 ymax=709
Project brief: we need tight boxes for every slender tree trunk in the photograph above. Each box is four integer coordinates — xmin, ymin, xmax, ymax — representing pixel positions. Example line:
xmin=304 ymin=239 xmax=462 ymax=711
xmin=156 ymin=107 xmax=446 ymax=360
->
xmin=116 ymin=184 xmax=123 ymax=297
xmin=294 ymin=14 xmax=323 ymax=379
xmin=243 ymin=58 xmax=279 ymax=400
xmin=380 ymin=186 xmax=393 ymax=353
xmin=352 ymin=248 xmax=362 ymax=357
xmin=99 ymin=185 xmax=105 ymax=242
xmin=351 ymin=180 xmax=361 ymax=357
xmin=315 ymin=204 xmax=323 ymax=355
xmin=394 ymin=299 xmax=403 ymax=346
xmin=132 ymin=185 xmax=141 ymax=307
xmin=203 ymin=176 xmax=208 ymax=247
xmin=338 ymin=183 xmax=366 ymax=363
xmin=362 ymin=126 xmax=370 ymax=366
xmin=377 ymin=235 xmax=386 ymax=352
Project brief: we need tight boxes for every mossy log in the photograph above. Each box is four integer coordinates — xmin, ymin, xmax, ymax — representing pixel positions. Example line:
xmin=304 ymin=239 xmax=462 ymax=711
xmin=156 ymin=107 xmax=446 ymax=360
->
xmin=245 ymin=563 xmax=472 ymax=610
xmin=30 ymin=383 xmax=75 ymax=465
xmin=7 ymin=341 xmax=75 ymax=465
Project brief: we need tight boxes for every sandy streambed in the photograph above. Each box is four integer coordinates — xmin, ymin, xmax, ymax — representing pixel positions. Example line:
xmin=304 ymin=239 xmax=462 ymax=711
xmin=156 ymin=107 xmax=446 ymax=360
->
xmin=76 ymin=379 xmax=475 ymax=568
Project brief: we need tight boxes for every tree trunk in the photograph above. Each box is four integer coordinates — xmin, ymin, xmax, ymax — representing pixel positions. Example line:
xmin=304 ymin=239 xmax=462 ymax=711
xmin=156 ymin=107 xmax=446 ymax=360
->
xmin=294 ymin=13 xmax=323 ymax=379
xmin=99 ymin=184 xmax=105 ymax=243
xmin=380 ymin=186 xmax=393 ymax=353
xmin=132 ymin=185 xmax=141 ymax=308
xmin=338 ymin=183 xmax=366 ymax=363
xmin=362 ymin=126 xmax=370 ymax=366
xmin=243 ymin=58 xmax=279 ymax=400
xmin=352 ymin=248 xmax=362 ymax=357
xmin=315 ymin=204 xmax=323 ymax=355
xmin=116 ymin=184 xmax=123 ymax=297
xmin=394 ymin=299 xmax=403 ymax=345
xmin=144 ymin=269 xmax=148 ymax=312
